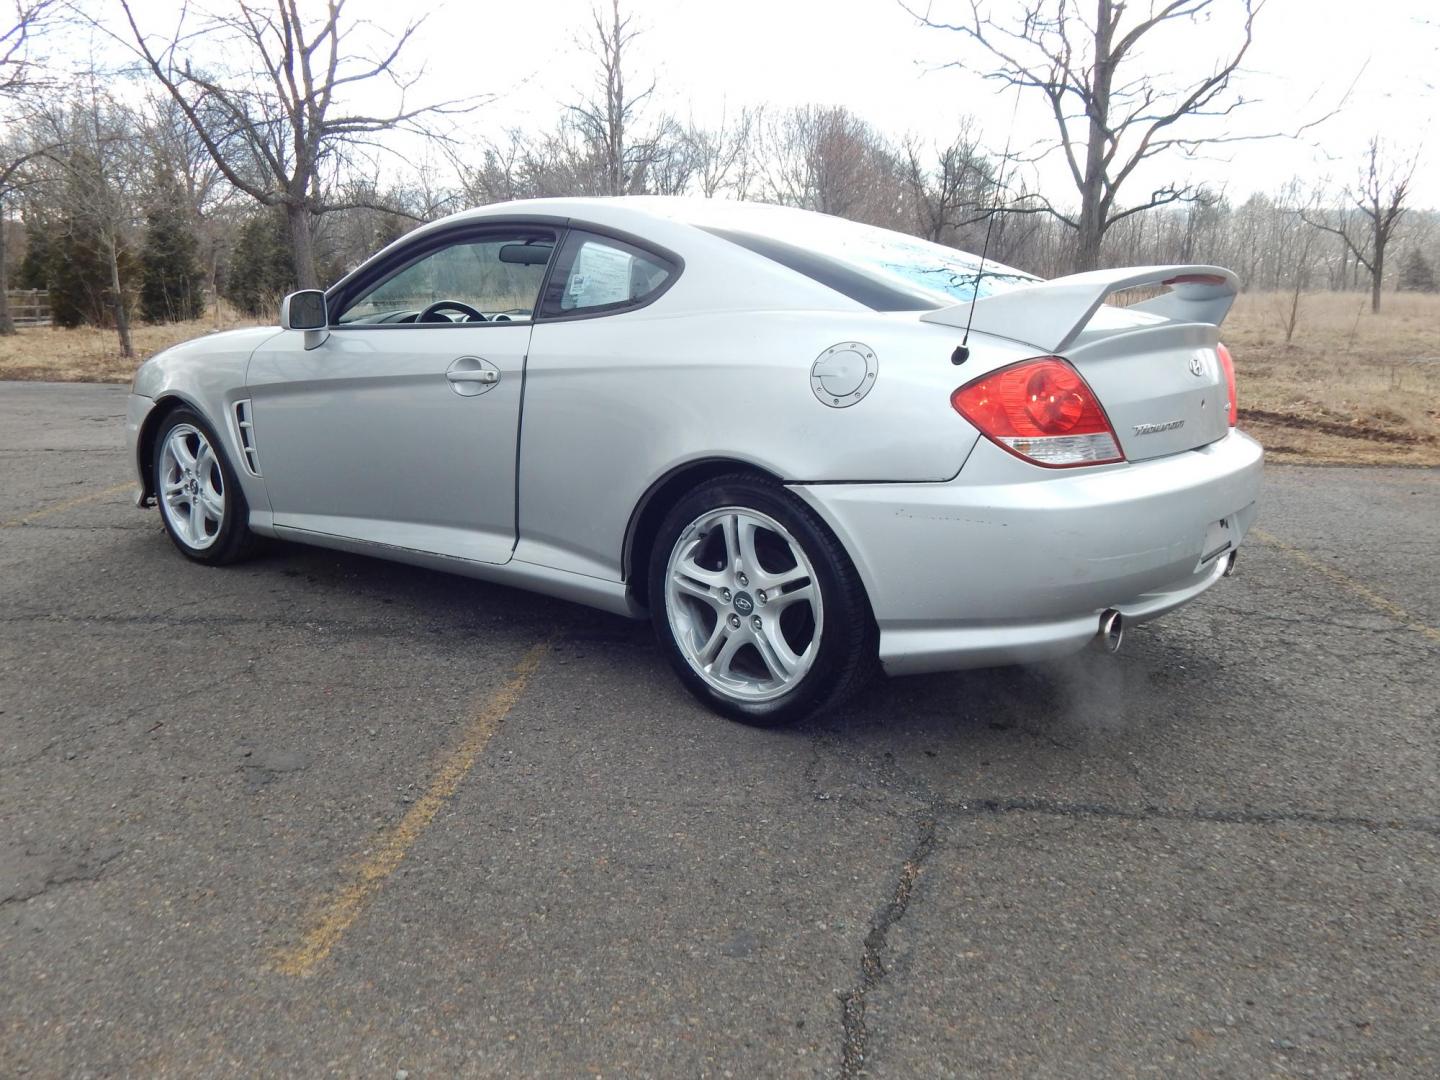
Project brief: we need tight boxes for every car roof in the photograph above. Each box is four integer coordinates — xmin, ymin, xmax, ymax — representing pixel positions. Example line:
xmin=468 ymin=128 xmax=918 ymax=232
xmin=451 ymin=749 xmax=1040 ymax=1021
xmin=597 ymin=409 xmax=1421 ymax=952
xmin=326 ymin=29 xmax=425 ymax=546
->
xmin=449 ymin=195 xmax=850 ymax=233
xmin=443 ymin=196 xmax=1002 ymax=265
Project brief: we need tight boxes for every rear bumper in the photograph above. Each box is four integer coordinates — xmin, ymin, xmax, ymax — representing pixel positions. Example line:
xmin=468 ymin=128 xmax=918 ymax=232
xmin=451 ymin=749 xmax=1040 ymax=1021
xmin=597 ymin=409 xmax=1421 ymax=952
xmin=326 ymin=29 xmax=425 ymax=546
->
xmin=792 ymin=429 xmax=1263 ymax=675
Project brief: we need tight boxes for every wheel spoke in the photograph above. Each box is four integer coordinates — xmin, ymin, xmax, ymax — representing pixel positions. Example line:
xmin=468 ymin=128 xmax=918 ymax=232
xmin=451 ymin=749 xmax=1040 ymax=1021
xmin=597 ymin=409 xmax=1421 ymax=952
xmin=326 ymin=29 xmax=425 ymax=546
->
xmin=719 ymin=513 xmax=741 ymax=574
xmin=187 ymin=495 xmax=205 ymax=540
xmin=736 ymin=516 xmax=764 ymax=575
xmin=672 ymin=570 xmax=725 ymax=611
xmin=709 ymin=628 xmax=746 ymax=677
xmin=756 ymin=562 xmax=810 ymax=593
xmin=199 ymin=488 xmax=225 ymax=523
xmin=766 ymin=582 xmax=815 ymax=613
xmin=168 ymin=434 xmax=196 ymax=471
xmin=694 ymin=620 xmax=730 ymax=665
xmin=752 ymin=622 xmax=799 ymax=682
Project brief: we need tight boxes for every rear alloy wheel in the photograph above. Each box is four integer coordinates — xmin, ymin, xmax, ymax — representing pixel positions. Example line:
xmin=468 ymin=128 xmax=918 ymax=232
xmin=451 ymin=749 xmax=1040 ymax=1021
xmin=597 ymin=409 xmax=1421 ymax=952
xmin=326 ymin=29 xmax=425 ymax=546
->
xmin=153 ymin=407 xmax=256 ymax=565
xmin=650 ymin=476 xmax=876 ymax=725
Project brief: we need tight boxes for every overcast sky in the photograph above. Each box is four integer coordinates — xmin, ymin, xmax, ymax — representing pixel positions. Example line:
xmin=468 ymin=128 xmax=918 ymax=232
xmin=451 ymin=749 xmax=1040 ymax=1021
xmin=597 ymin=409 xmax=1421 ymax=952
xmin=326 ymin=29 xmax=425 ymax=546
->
xmin=110 ymin=0 xmax=1440 ymax=208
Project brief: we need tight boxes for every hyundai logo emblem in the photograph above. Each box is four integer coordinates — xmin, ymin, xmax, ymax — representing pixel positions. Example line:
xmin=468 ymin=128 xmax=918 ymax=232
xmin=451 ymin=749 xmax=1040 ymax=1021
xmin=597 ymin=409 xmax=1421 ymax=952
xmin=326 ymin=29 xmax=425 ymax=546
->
xmin=733 ymin=592 xmax=755 ymax=615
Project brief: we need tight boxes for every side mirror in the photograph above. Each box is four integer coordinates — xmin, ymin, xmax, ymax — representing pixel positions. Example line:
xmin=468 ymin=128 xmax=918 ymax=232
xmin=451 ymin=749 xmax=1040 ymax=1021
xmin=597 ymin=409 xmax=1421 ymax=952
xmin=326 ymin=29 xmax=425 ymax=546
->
xmin=280 ymin=290 xmax=329 ymax=350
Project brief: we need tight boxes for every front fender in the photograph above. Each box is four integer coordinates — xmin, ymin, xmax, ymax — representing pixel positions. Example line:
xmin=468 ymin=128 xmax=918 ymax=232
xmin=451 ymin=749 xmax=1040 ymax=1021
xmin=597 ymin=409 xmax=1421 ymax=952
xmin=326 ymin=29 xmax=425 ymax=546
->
xmin=128 ymin=326 xmax=284 ymax=517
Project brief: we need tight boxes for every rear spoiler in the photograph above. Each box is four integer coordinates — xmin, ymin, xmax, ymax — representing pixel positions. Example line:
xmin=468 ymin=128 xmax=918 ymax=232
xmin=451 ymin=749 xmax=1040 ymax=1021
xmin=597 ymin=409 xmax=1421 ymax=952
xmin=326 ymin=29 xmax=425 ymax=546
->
xmin=919 ymin=265 xmax=1240 ymax=354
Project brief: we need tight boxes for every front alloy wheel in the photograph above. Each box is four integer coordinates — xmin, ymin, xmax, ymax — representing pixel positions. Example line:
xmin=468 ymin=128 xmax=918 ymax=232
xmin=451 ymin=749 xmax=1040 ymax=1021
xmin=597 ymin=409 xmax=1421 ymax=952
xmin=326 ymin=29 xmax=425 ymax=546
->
xmin=650 ymin=476 xmax=876 ymax=725
xmin=158 ymin=423 xmax=226 ymax=550
xmin=152 ymin=407 xmax=256 ymax=565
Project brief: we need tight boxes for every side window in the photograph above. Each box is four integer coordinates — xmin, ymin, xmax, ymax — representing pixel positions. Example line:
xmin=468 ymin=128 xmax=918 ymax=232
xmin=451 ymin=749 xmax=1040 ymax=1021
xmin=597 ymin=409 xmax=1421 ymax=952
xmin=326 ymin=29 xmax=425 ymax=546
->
xmin=538 ymin=232 xmax=676 ymax=318
xmin=334 ymin=232 xmax=556 ymax=325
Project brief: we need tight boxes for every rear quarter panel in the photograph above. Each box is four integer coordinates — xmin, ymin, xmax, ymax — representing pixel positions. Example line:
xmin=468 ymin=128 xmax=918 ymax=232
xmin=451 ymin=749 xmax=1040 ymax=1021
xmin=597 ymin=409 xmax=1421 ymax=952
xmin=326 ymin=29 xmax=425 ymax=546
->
xmin=517 ymin=308 xmax=996 ymax=581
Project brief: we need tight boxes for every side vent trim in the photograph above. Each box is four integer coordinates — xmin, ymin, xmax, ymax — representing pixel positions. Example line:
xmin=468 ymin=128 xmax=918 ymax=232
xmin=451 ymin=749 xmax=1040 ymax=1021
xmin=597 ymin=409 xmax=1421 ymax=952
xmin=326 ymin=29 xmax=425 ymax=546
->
xmin=234 ymin=399 xmax=261 ymax=477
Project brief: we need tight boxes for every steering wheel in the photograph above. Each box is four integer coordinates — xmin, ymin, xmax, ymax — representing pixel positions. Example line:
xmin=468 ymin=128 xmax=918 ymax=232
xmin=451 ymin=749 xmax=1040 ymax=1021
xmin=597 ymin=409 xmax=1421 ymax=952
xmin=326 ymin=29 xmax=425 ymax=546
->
xmin=418 ymin=300 xmax=486 ymax=323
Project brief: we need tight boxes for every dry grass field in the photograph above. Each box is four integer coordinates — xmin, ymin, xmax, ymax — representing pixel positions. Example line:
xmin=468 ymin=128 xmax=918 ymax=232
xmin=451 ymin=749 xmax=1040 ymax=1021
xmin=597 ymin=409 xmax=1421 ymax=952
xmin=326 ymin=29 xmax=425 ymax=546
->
xmin=0 ymin=309 xmax=260 ymax=384
xmin=1224 ymin=291 xmax=1440 ymax=466
xmin=1 ymin=291 xmax=1436 ymax=465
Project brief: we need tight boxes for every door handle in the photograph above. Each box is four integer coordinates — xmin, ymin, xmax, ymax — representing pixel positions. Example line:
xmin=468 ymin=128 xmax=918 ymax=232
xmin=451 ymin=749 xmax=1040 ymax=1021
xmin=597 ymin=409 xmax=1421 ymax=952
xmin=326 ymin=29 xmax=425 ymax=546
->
xmin=445 ymin=356 xmax=501 ymax=397
xmin=446 ymin=369 xmax=499 ymax=384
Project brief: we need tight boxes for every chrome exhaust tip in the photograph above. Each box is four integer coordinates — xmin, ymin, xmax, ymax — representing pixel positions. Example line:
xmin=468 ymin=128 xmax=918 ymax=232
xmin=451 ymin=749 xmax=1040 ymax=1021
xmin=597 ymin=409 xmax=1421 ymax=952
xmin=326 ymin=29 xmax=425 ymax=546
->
xmin=1223 ymin=550 xmax=1239 ymax=577
xmin=1097 ymin=609 xmax=1124 ymax=654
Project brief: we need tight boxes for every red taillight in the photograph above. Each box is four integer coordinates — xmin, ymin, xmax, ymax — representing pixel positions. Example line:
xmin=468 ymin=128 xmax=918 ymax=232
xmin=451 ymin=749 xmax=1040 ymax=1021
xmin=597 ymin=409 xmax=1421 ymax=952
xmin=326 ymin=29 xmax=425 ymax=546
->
xmin=1217 ymin=342 xmax=1238 ymax=427
xmin=951 ymin=356 xmax=1123 ymax=468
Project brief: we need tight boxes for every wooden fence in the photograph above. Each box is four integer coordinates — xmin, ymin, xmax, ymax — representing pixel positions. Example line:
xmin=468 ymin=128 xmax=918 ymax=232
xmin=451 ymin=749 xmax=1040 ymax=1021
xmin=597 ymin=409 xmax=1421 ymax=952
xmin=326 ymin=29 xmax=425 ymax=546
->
xmin=6 ymin=289 xmax=51 ymax=327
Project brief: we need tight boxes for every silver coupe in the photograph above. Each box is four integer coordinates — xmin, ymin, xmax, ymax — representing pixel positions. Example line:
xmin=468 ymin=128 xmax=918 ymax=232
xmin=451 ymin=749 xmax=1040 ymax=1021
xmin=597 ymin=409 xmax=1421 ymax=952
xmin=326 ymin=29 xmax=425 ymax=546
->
xmin=126 ymin=197 xmax=1262 ymax=724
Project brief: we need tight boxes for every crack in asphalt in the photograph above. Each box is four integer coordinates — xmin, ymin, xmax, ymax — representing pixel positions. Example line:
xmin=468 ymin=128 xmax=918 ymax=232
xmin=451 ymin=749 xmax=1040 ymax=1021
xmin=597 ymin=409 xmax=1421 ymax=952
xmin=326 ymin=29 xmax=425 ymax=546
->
xmin=817 ymin=731 xmax=1440 ymax=1075
xmin=811 ymin=726 xmax=1440 ymax=840
xmin=0 ymin=523 xmax=149 ymax=532
xmin=837 ymin=812 xmax=938 ymax=1080
xmin=938 ymin=796 xmax=1440 ymax=836
xmin=0 ymin=610 xmax=557 ymax=641
xmin=0 ymin=447 xmax=124 ymax=454
xmin=0 ymin=844 xmax=123 ymax=906
xmin=4 ymin=736 xmax=61 ymax=770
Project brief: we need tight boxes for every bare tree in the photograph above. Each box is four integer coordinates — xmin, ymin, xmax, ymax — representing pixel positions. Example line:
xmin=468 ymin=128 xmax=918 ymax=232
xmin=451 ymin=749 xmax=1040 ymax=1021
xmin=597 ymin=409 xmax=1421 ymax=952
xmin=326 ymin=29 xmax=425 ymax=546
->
xmin=687 ymin=105 xmax=758 ymax=199
xmin=1269 ymin=182 xmax=1321 ymax=343
xmin=453 ymin=131 xmax=531 ymax=205
xmin=901 ymin=121 xmax=993 ymax=244
xmin=33 ymin=84 xmax=143 ymax=355
xmin=569 ymin=0 xmax=656 ymax=196
xmin=642 ymin=117 xmax=698 ymax=195
xmin=1 ymin=0 xmax=55 ymax=95
xmin=114 ymin=0 xmax=478 ymax=290
xmin=458 ymin=125 xmax=605 ymax=203
xmin=0 ymin=0 xmax=58 ymax=333
xmin=0 ymin=137 xmax=50 ymax=334
xmin=905 ymin=0 xmax=1281 ymax=272
xmin=457 ymin=2 xmax=692 ymax=203
xmin=1300 ymin=139 xmax=1415 ymax=313
xmin=141 ymin=93 xmax=242 ymax=320
xmin=764 ymin=106 xmax=906 ymax=227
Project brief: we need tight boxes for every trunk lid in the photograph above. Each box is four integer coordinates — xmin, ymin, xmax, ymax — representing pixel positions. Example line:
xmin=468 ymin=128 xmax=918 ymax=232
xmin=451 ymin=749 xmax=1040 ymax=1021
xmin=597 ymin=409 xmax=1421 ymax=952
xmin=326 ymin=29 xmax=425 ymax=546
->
xmin=1064 ymin=306 xmax=1230 ymax=461
xmin=919 ymin=264 xmax=1239 ymax=463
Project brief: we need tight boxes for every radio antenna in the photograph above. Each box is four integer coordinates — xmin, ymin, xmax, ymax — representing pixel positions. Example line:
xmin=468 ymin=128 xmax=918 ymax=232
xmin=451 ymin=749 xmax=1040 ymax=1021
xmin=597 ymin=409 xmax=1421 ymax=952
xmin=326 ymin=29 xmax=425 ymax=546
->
xmin=953 ymin=81 xmax=1025 ymax=365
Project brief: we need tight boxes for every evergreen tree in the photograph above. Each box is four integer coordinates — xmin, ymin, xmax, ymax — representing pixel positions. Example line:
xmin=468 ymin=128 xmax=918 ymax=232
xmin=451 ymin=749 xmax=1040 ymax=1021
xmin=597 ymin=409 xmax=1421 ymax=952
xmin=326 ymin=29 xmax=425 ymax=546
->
xmin=20 ymin=211 xmax=123 ymax=329
xmin=139 ymin=197 xmax=205 ymax=322
xmin=224 ymin=207 xmax=296 ymax=316
xmin=17 ymin=216 xmax=53 ymax=290
xmin=1398 ymin=248 xmax=1437 ymax=293
xmin=52 ymin=215 xmax=127 ymax=329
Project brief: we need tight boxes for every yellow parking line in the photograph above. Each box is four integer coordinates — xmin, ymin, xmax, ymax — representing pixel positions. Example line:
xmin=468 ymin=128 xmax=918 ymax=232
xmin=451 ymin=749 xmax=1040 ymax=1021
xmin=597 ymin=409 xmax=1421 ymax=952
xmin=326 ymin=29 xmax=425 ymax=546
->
xmin=272 ymin=640 xmax=551 ymax=978
xmin=1252 ymin=527 xmax=1440 ymax=645
xmin=0 ymin=482 xmax=133 ymax=528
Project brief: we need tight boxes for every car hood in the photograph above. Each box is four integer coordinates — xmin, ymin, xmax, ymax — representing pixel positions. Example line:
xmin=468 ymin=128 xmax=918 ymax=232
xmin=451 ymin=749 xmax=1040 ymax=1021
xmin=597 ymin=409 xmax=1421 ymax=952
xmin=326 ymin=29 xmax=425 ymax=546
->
xmin=152 ymin=325 xmax=285 ymax=362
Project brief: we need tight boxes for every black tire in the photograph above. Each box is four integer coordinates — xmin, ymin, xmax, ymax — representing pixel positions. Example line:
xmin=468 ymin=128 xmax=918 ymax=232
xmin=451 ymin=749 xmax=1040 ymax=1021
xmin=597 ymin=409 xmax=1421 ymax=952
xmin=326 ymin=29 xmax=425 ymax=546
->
xmin=152 ymin=406 xmax=257 ymax=566
xmin=649 ymin=474 xmax=877 ymax=726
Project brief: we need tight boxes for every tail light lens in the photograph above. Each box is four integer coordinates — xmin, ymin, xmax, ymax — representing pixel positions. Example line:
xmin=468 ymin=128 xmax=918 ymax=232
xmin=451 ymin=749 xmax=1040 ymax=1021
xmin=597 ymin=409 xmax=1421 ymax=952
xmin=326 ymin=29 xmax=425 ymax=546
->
xmin=1217 ymin=342 xmax=1238 ymax=427
xmin=951 ymin=356 xmax=1123 ymax=468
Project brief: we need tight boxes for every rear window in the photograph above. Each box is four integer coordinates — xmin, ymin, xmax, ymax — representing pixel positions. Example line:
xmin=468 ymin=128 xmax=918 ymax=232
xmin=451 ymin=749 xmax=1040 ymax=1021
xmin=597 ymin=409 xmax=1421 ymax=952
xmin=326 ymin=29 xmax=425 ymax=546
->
xmin=537 ymin=231 xmax=677 ymax=318
xmin=702 ymin=221 xmax=1036 ymax=312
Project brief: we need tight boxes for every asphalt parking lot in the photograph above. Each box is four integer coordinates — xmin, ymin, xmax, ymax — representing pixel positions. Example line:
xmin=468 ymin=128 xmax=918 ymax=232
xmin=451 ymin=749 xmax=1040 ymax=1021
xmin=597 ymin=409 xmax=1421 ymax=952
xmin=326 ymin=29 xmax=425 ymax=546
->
xmin=3 ymin=380 xmax=1438 ymax=1078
